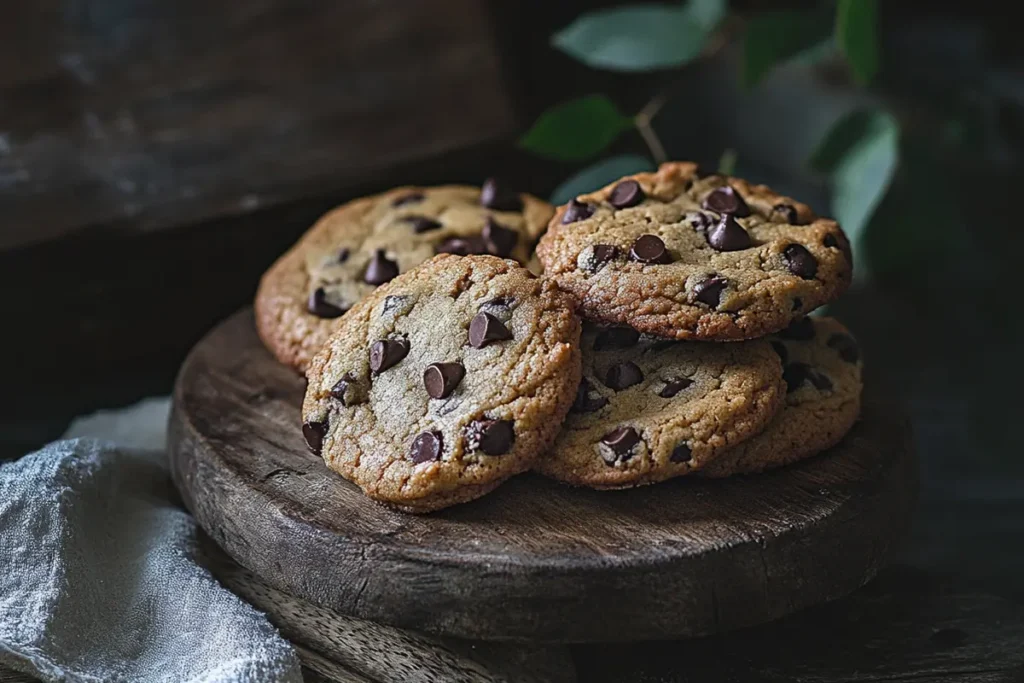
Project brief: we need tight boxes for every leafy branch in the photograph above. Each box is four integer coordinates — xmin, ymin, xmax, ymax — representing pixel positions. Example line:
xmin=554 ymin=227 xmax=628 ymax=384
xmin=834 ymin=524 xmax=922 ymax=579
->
xmin=518 ymin=0 xmax=897 ymax=276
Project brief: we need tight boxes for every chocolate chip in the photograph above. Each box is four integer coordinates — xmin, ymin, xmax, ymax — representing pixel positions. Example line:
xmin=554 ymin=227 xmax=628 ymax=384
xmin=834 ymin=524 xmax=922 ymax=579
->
xmin=466 ymin=419 xmax=515 ymax=455
xmin=483 ymin=217 xmax=518 ymax=257
xmin=404 ymin=216 xmax=442 ymax=233
xmin=688 ymin=212 xmax=715 ymax=233
xmin=827 ymin=333 xmax=860 ymax=363
xmin=792 ymin=297 xmax=803 ymax=311
xmin=702 ymin=186 xmax=750 ymax=217
xmin=338 ymin=248 xmax=350 ymax=263
xmin=562 ymin=198 xmax=595 ymax=223
xmin=593 ymin=326 xmax=640 ymax=350
xmin=706 ymin=215 xmax=752 ymax=252
xmin=600 ymin=427 xmax=641 ymax=463
xmin=659 ymin=377 xmax=692 ymax=398
xmin=392 ymin=192 xmax=424 ymax=207
xmin=423 ymin=362 xmax=465 ymax=399
xmin=771 ymin=203 xmax=799 ymax=224
xmin=670 ymin=443 xmax=692 ymax=463
xmin=693 ymin=276 xmax=728 ymax=308
xmin=630 ymin=234 xmax=671 ymax=264
xmin=369 ymin=338 xmax=409 ymax=374
xmin=480 ymin=177 xmax=522 ymax=212
xmin=364 ymin=249 xmax=399 ymax=285
xmin=329 ymin=373 xmax=357 ymax=405
xmin=778 ymin=316 xmax=815 ymax=340
xmin=783 ymin=363 xmax=809 ymax=393
xmin=469 ymin=312 xmax=512 ymax=348
xmin=770 ymin=341 xmax=789 ymax=366
xmin=783 ymin=363 xmax=831 ymax=392
xmin=783 ymin=244 xmax=818 ymax=279
xmin=609 ymin=180 xmax=644 ymax=209
xmin=436 ymin=236 xmax=488 ymax=256
xmin=604 ymin=361 xmax=644 ymax=391
xmin=587 ymin=244 xmax=619 ymax=272
xmin=410 ymin=431 xmax=443 ymax=464
xmin=823 ymin=233 xmax=839 ymax=248
xmin=810 ymin=371 xmax=833 ymax=391
xmin=302 ymin=420 xmax=327 ymax=455
xmin=572 ymin=378 xmax=609 ymax=413
xmin=307 ymin=288 xmax=346 ymax=318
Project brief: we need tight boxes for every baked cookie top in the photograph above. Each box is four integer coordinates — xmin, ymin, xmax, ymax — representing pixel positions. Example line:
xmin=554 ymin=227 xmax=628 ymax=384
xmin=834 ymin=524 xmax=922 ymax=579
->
xmin=301 ymin=254 xmax=581 ymax=512
xmin=256 ymin=179 xmax=553 ymax=371
xmin=701 ymin=316 xmax=863 ymax=477
xmin=535 ymin=161 xmax=852 ymax=340
xmin=534 ymin=323 xmax=785 ymax=489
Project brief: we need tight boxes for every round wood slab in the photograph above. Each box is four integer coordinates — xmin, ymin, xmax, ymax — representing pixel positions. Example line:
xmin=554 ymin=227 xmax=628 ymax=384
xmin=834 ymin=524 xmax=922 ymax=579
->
xmin=169 ymin=309 xmax=917 ymax=643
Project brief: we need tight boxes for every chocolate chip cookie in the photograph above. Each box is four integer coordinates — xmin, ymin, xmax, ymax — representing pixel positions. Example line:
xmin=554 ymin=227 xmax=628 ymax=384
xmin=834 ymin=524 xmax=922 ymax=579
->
xmin=301 ymin=254 xmax=582 ymax=512
xmin=534 ymin=324 xmax=785 ymax=489
xmin=701 ymin=316 xmax=863 ymax=477
xmin=256 ymin=179 xmax=554 ymax=372
xmin=535 ymin=162 xmax=852 ymax=341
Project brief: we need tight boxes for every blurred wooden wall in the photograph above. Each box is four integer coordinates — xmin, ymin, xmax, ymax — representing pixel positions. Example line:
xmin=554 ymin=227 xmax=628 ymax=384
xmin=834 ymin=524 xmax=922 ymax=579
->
xmin=0 ymin=0 xmax=617 ymax=427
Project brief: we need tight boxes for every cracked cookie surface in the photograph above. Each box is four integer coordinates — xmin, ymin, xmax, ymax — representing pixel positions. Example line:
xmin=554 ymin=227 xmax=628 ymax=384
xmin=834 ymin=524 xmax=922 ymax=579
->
xmin=301 ymin=254 xmax=581 ymax=512
xmin=256 ymin=180 xmax=553 ymax=372
xmin=701 ymin=316 xmax=863 ymax=477
xmin=535 ymin=161 xmax=852 ymax=340
xmin=534 ymin=324 xmax=785 ymax=489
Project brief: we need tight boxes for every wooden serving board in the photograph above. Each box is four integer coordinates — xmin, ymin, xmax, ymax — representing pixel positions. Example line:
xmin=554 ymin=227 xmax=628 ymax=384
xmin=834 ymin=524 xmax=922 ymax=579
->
xmin=168 ymin=309 xmax=917 ymax=644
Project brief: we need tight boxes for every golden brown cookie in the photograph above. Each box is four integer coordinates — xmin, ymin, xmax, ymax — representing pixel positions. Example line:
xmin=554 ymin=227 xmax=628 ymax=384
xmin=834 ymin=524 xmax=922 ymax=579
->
xmin=701 ymin=316 xmax=863 ymax=477
xmin=256 ymin=180 xmax=554 ymax=371
xmin=535 ymin=162 xmax=852 ymax=340
xmin=301 ymin=255 xmax=582 ymax=512
xmin=534 ymin=324 xmax=785 ymax=489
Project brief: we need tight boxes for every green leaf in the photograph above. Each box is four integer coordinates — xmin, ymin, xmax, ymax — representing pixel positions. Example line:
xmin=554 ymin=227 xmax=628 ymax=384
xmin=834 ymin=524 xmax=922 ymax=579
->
xmin=550 ymin=155 xmax=655 ymax=205
xmin=717 ymin=148 xmax=737 ymax=175
xmin=519 ymin=95 xmax=633 ymax=162
xmin=551 ymin=1 xmax=726 ymax=72
xmin=835 ymin=0 xmax=879 ymax=85
xmin=810 ymin=109 xmax=899 ymax=278
xmin=741 ymin=10 xmax=833 ymax=88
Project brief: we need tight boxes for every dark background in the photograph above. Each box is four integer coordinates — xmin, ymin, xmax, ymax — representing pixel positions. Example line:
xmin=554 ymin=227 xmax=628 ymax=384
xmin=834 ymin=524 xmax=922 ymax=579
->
xmin=1 ymin=0 xmax=1022 ymax=616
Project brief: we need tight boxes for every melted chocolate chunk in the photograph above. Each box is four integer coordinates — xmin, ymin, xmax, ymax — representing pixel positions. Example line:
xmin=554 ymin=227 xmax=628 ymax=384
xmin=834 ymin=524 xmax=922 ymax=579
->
xmin=466 ymin=419 xmax=515 ymax=455
xmin=600 ymin=427 xmax=641 ymax=463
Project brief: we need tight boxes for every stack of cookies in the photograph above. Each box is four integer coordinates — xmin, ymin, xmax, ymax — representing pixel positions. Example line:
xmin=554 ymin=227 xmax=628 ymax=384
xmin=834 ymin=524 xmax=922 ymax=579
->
xmin=255 ymin=162 xmax=862 ymax=512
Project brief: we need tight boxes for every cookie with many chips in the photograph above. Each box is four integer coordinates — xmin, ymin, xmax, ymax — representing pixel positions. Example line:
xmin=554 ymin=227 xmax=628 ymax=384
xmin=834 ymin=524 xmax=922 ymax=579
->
xmin=534 ymin=324 xmax=785 ymax=489
xmin=701 ymin=316 xmax=863 ymax=477
xmin=256 ymin=179 xmax=553 ymax=371
xmin=301 ymin=254 xmax=581 ymax=512
xmin=535 ymin=161 xmax=852 ymax=340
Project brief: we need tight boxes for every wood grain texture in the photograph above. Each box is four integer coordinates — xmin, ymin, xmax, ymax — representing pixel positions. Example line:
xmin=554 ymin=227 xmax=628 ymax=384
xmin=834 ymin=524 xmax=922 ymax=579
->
xmin=200 ymin=535 xmax=576 ymax=683
xmin=0 ymin=0 xmax=515 ymax=251
xmin=168 ymin=308 xmax=918 ymax=643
